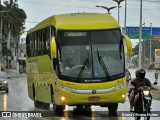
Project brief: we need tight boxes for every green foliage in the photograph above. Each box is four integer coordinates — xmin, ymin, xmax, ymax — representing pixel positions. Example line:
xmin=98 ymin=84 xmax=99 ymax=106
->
xmin=132 ymin=56 xmax=138 ymax=67
xmin=132 ymin=40 xmax=160 ymax=60
xmin=2 ymin=45 xmax=13 ymax=59
xmin=2 ymin=0 xmax=27 ymax=45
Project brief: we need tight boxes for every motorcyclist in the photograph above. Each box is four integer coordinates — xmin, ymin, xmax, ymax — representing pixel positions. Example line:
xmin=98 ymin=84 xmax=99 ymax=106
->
xmin=129 ymin=69 xmax=155 ymax=112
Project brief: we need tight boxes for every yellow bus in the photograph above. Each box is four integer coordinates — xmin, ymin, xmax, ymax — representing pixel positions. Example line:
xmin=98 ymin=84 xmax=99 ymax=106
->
xmin=26 ymin=13 xmax=132 ymax=114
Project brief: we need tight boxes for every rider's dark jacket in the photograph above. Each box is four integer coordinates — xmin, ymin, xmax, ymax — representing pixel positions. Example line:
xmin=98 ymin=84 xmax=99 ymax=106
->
xmin=131 ymin=77 xmax=152 ymax=89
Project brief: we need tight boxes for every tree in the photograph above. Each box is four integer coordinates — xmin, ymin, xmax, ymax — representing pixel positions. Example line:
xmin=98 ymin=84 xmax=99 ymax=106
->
xmin=2 ymin=0 xmax=26 ymax=49
xmin=132 ymin=55 xmax=138 ymax=67
xmin=132 ymin=40 xmax=160 ymax=63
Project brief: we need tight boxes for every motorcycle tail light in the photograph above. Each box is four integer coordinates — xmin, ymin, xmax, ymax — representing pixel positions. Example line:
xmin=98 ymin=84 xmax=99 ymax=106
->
xmin=143 ymin=90 xmax=149 ymax=96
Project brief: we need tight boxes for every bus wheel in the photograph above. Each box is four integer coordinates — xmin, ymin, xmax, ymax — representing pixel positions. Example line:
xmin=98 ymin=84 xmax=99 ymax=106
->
xmin=33 ymin=86 xmax=40 ymax=108
xmin=108 ymin=103 xmax=118 ymax=116
xmin=34 ymin=96 xmax=50 ymax=109
xmin=84 ymin=105 xmax=91 ymax=111
xmin=53 ymin=104 xmax=65 ymax=115
xmin=33 ymin=94 xmax=40 ymax=108
xmin=50 ymin=85 xmax=54 ymax=103
xmin=76 ymin=105 xmax=83 ymax=110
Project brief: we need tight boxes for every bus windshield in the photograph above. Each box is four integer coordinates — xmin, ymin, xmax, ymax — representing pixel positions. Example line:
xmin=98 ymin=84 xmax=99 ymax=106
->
xmin=57 ymin=29 xmax=124 ymax=81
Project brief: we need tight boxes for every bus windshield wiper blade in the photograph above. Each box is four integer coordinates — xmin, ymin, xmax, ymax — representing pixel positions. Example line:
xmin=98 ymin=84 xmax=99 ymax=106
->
xmin=77 ymin=57 xmax=88 ymax=81
xmin=97 ymin=49 xmax=111 ymax=80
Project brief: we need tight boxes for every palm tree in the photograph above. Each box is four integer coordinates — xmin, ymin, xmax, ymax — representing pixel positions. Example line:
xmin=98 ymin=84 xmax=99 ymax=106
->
xmin=1 ymin=0 xmax=26 ymax=70
xmin=3 ymin=0 xmax=26 ymax=49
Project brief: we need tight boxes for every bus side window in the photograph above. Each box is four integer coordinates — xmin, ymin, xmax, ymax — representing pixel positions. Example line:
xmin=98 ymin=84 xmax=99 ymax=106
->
xmin=30 ymin=34 xmax=34 ymax=57
xmin=40 ymin=30 xmax=43 ymax=55
xmin=34 ymin=34 xmax=37 ymax=56
xmin=45 ymin=27 xmax=50 ymax=56
xmin=47 ymin=30 xmax=50 ymax=53
xmin=37 ymin=31 xmax=40 ymax=56
xmin=26 ymin=35 xmax=30 ymax=57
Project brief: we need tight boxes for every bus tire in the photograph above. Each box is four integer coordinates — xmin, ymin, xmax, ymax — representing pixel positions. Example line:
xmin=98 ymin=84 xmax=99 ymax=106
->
xmin=53 ymin=104 xmax=65 ymax=114
xmin=84 ymin=105 xmax=91 ymax=111
xmin=108 ymin=103 xmax=118 ymax=116
xmin=33 ymin=85 xmax=39 ymax=107
xmin=76 ymin=105 xmax=83 ymax=110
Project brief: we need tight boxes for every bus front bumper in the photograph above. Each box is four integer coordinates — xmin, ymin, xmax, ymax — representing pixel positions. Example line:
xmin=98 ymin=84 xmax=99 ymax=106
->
xmin=54 ymin=82 xmax=126 ymax=105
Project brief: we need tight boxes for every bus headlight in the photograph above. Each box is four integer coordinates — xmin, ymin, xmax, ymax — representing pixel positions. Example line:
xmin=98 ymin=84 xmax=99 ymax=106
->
xmin=61 ymin=96 xmax=65 ymax=101
xmin=122 ymin=94 xmax=125 ymax=98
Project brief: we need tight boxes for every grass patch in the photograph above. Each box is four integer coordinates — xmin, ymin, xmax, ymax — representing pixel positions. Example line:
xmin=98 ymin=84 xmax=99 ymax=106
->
xmin=151 ymin=86 xmax=160 ymax=101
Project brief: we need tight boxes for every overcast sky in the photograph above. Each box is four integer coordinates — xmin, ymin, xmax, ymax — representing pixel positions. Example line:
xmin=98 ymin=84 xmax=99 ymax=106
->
xmin=3 ymin=0 xmax=160 ymax=46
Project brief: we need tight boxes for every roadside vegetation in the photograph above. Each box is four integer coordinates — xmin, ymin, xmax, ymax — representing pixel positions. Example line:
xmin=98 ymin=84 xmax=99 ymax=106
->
xmin=151 ymin=86 xmax=160 ymax=101
xmin=1 ymin=0 xmax=26 ymax=54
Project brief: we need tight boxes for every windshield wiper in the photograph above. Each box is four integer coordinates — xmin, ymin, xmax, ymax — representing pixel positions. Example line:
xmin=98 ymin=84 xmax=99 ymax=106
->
xmin=77 ymin=57 xmax=88 ymax=81
xmin=97 ymin=49 xmax=111 ymax=80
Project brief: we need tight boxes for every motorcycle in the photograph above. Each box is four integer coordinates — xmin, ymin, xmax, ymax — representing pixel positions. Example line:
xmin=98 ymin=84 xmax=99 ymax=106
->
xmin=133 ymin=86 xmax=152 ymax=120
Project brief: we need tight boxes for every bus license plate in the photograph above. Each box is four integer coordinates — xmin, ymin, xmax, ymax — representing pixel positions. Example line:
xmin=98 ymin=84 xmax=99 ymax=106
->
xmin=88 ymin=96 xmax=100 ymax=101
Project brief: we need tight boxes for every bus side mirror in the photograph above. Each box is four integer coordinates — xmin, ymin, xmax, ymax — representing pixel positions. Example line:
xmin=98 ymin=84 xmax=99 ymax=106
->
xmin=51 ymin=37 xmax=57 ymax=58
xmin=123 ymin=35 xmax=132 ymax=56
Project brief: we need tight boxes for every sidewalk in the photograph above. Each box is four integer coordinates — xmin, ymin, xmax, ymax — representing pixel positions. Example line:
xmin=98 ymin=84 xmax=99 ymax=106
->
xmin=5 ymin=69 xmax=26 ymax=78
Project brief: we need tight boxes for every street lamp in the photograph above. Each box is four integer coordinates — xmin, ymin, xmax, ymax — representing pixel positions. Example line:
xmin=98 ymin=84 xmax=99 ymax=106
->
xmin=0 ymin=10 xmax=3 ymax=71
xmin=124 ymin=0 xmax=127 ymax=35
xmin=96 ymin=5 xmax=118 ymax=14
xmin=138 ymin=0 xmax=143 ymax=68
xmin=141 ymin=23 xmax=145 ymax=68
xmin=112 ymin=0 xmax=124 ymax=23
xmin=150 ymin=23 xmax=152 ymax=64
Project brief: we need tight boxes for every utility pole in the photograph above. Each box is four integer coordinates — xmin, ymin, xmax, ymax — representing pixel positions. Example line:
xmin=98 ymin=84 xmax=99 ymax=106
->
xmin=124 ymin=0 xmax=127 ymax=35
xmin=16 ymin=39 xmax=19 ymax=73
xmin=0 ymin=0 xmax=3 ymax=71
xmin=150 ymin=23 xmax=152 ymax=64
xmin=142 ymin=23 xmax=145 ymax=68
xmin=138 ymin=0 xmax=143 ymax=68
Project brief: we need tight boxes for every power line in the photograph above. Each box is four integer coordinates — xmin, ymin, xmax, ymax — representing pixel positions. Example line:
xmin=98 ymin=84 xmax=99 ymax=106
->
xmin=6 ymin=12 xmax=20 ymax=23
xmin=10 ymin=11 xmax=22 ymax=23
xmin=1 ymin=10 xmax=24 ymax=24
xmin=25 ymin=21 xmax=39 ymax=23
xmin=19 ymin=0 xmax=160 ymax=10
xmin=2 ymin=13 xmax=19 ymax=24
xmin=0 ymin=14 xmax=13 ymax=23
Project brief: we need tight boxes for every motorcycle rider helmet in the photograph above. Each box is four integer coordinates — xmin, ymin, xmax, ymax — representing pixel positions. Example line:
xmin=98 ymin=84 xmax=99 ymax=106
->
xmin=136 ymin=69 xmax=146 ymax=79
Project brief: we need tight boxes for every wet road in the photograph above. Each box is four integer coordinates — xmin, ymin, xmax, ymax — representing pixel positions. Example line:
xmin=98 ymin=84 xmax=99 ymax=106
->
xmin=0 ymin=69 xmax=160 ymax=120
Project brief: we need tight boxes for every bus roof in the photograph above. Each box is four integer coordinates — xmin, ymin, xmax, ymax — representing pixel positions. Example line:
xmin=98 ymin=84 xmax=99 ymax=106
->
xmin=28 ymin=13 xmax=120 ymax=33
